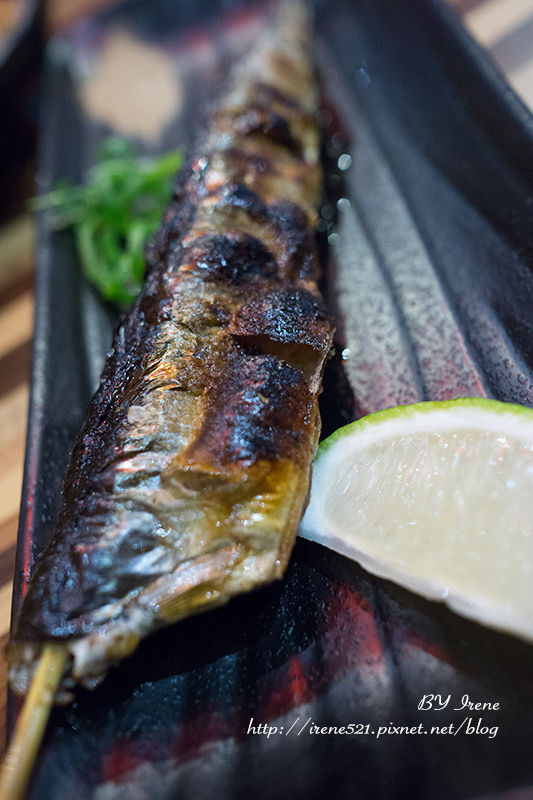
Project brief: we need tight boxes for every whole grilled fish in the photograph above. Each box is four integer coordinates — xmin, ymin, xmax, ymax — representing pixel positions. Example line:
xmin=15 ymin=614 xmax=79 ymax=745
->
xmin=8 ymin=0 xmax=332 ymax=701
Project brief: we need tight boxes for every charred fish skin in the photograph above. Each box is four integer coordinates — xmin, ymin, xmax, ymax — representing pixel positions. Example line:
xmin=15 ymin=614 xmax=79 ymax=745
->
xmin=8 ymin=0 xmax=332 ymax=700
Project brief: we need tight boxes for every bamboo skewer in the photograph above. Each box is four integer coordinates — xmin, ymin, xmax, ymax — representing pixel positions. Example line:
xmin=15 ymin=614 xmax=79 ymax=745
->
xmin=0 ymin=644 xmax=67 ymax=800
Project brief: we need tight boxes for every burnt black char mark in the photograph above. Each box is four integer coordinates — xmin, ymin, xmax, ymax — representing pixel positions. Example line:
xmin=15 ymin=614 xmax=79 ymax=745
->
xmin=181 ymin=232 xmax=278 ymax=285
xmin=232 ymin=287 xmax=330 ymax=350
xmin=204 ymin=183 xmax=320 ymax=282
xmin=217 ymin=106 xmax=302 ymax=158
xmin=267 ymin=201 xmax=319 ymax=283
xmin=269 ymin=200 xmax=319 ymax=281
xmin=253 ymin=82 xmax=300 ymax=112
xmin=218 ymin=182 xmax=270 ymax=219
xmin=184 ymin=352 xmax=312 ymax=470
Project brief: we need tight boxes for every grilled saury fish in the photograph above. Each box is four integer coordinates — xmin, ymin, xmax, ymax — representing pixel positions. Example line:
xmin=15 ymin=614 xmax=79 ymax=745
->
xmin=7 ymin=0 xmax=333 ymax=701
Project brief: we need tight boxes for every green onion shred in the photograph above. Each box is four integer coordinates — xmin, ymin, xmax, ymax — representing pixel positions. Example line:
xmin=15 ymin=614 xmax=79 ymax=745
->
xmin=33 ymin=137 xmax=183 ymax=307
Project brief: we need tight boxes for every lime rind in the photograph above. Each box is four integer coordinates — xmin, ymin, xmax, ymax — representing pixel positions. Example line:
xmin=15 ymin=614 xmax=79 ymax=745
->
xmin=317 ymin=398 xmax=533 ymax=456
xmin=300 ymin=398 xmax=533 ymax=642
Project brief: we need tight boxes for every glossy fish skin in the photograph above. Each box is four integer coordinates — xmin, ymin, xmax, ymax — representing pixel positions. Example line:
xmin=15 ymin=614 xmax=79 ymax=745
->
xmin=8 ymin=1 xmax=332 ymax=700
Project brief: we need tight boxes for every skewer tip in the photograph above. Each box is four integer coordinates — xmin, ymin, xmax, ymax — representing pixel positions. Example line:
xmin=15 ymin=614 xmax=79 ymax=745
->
xmin=0 ymin=644 xmax=67 ymax=800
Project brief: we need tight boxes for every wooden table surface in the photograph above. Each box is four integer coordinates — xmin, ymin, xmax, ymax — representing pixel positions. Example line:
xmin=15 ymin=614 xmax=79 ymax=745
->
xmin=1 ymin=0 xmax=533 ymax=762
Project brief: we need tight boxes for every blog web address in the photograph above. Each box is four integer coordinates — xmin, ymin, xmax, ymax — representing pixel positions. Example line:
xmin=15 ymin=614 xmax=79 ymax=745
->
xmin=246 ymin=716 xmax=498 ymax=739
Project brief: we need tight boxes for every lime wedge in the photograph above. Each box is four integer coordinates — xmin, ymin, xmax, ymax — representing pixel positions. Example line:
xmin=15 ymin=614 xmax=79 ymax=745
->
xmin=299 ymin=398 xmax=533 ymax=641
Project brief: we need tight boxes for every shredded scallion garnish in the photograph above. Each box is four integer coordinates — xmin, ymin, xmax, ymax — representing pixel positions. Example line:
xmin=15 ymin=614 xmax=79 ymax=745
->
xmin=33 ymin=137 xmax=183 ymax=307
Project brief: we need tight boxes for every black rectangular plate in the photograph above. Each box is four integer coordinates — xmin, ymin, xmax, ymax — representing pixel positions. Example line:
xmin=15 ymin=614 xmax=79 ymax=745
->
xmin=11 ymin=1 xmax=533 ymax=798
